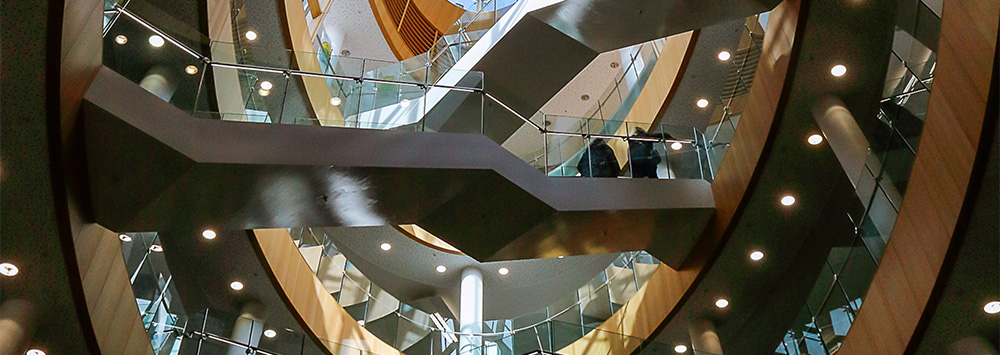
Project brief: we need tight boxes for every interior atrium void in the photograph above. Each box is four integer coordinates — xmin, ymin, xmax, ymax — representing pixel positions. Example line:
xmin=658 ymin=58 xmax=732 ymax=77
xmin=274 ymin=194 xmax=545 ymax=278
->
xmin=1 ymin=0 xmax=998 ymax=354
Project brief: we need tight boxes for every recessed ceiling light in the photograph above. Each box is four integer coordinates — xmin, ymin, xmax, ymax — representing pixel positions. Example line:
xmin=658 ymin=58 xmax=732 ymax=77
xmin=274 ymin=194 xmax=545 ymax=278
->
xmin=202 ymin=229 xmax=216 ymax=240
xmin=671 ymin=142 xmax=684 ymax=151
xmin=148 ymin=35 xmax=165 ymax=48
xmin=717 ymin=50 xmax=731 ymax=62
xmin=258 ymin=89 xmax=270 ymax=96
xmin=696 ymin=98 xmax=709 ymax=108
xmin=149 ymin=244 xmax=163 ymax=252
xmin=400 ymin=99 xmax=411 ymax=107
xmin=260 ymin=81 xmax=273 ymax=90
xmin=185 ymin=65 xmax=199 ymax=75
xmin=245 ymin=30 xmax=258 ymax=41
xmin=984 ymin=301 xmax=1000 ymax=314
xmin=830 ymin=64 xmax=847 ymax=77
xmin=380 ymin=242 xmax=392 ymax=251
xmin=0 ymin=263 xmax=19 ymax=277
xmin=750 ymin=250 xmax=764 ymax=261
xmin=263 ymin=329 xmax=277 ymax=338
xmin=119 ymin=234 xmax=132 ymax=242
xmin=230 ymin=281 xmax=244 ymax=291
xmin=715 ymin=298 xmax=729 ymax=308
xmin=498 ymin=267 xmax=509 ymax=275
xmin=330 ymin=97 xmax=342 ymax=106
xmin=26 ymin=349 xmax=46 ymax=355
xmin=674 ymin=344 xmax=688 ymax=353
xmin=557 ymin=255 xmax=565 ymax=259
xmin=436 ymin=265 xmax=447 ymax=273
xmin=114 ymin=35 xmax=128 ymax=45
xmin=780 ymin=195 xmax=796 ymax=206
xmin=807 ymin=134 xmax=824 ymax=145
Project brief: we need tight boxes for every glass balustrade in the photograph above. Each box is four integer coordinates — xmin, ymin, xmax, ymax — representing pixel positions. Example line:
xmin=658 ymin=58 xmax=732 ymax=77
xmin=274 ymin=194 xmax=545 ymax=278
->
xmin=774 ymin=21 xmax=935 ymax=355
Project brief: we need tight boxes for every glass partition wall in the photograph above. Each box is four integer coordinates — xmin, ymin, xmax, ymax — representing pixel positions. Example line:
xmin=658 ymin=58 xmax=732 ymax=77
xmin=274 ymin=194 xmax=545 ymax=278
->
xmin=774 ymin=21 xmax=935 ymax=355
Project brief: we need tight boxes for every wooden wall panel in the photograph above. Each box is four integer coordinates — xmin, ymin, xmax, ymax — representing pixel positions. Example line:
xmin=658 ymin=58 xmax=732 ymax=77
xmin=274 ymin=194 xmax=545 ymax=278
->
xmin=73 ymin=223 xmax=154 ymax=355
xmin=838 ymin=0 xmax=999 ymax=353
xmin=253 ymin=229 xmax=403 ymax=355
xmin=557 ymin=1 xmax=802 ymax=353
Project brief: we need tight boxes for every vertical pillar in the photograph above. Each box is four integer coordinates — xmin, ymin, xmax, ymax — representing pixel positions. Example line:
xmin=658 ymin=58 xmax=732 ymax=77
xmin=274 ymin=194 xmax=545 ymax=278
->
xmin=689 ymin=319 xmax=723 ymax=355
xmin=228 ymin=302 xmax=266 ymax=355
xmin=459 ymin=267 xmax=483 ymax=355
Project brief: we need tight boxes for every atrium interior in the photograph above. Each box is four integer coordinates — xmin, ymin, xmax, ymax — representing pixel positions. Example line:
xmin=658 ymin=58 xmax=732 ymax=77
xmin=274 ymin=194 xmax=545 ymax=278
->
xmin=1 ymin=0 xmax=998 ymax=354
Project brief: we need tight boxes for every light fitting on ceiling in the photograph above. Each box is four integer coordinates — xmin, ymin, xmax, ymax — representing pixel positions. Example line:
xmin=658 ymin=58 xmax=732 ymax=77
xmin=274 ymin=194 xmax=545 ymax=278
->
xmin=984 ymin=301 xmax=1000 ymax=314
xmin=671 ymin=142 xmax=684 ymax=151
xmin=380 ymin=242 xmax=392 ymax=251
xmin=715 ymin=298 xmax=729 ymax=308
xmin=750 ymin=250 xmax=764 ymax=261
xmin=150 ymin=244 xmax=163 ymax=252
xmin=119 ymin=234 xmax=132 ymax=242
xmin=330 ymin=97 xmax=342 ymax=106
xmin=498 ymin=267 xmax=509 ymax=275
xmin=400 ymin=99 xmax=411 ymax=107
xmin=185 ymin=65 xmax=199 ymax=75
xmin=717 ymin=50 xmax=731 ymax=62
xmin=557 ymin=255 xmax=565 ymax=259
xmin=808 ymin=133 xmax=824 ymax=145
xmin=674 ymin=344 xmax=688 ymax=353
xmin=258 ymin=89 xmax=270 ymax=97
xmin=260 ymin=81 xmax=273 ymax=90
xmin=0 ymin=263 xmax=19 ymax=277
xmin=245 ymin=30 xmax=258 ymax=41
xmin=230 ymin=281 xmax=244 ymax=291
xmin=263 ymin=329 xmax=277 ymax=338
xmin=780 ymin=195 xmax=796 ymax=206
xmin=115 ymin=35 xmax=128 ymax=45
xmin=202 ymin=229 xmax=216 ymax=240
xmin=148 ymin=35 xmax=165 ymax=48
xmin=696 ymin=98 xmax=709 ymax=108
xmin=27 ymin=349 xmax=46 ymax=355
xmin=830 ymin=64 xmax=847 ymax=77
xmin=436 ymin=265 xmax=447 ymax=273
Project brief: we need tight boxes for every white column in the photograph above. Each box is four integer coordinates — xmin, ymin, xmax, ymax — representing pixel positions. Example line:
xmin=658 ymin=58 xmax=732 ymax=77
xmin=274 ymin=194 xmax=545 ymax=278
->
xmin=459 ymin=267 xmax=483 ymax=355
xmin=228 ymin=302 xmax=265 ymax=355
xmin=689 ymin=319 xmax=723 ymax=355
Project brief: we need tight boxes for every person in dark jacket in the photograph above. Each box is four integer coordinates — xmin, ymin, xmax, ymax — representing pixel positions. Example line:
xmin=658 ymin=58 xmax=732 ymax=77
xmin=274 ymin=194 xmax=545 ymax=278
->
xmin=577 ymin=139 xmax=620 ymax=177
xmin=628 ymin=127 xmax=663 ymax=178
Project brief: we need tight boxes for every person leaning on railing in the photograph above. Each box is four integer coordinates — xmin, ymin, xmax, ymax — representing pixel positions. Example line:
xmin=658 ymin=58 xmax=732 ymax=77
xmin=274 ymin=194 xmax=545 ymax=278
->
xmin=577 ymin=139 xmax=620 ymax=177
xmin=628 ymin=127 xmax=670 ymax=178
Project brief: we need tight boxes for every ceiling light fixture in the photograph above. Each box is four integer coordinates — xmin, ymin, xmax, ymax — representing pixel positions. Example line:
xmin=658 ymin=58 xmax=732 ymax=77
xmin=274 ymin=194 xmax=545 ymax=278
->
xmin=263 ymin=329 xmax=277 ymax=338
xmin=148 ymin=35 xmax=165 ymax=48
xmin=671 ymin=142 xmax=684 ymax=151
xmin=830 ymin=64 xmax=847 ymax=77
xmin=245 ymin=30 xmax=258 ymax=41
xmin=258 ymin=89 xmax=270 ymax=97
xmin=436 ymin=265 xmax=447 ymax=273
xmin=230 ymin=281 xmax=244 ymax=291
xmin=750 ymin=250 xmax=764 ymax=261
xmin=330 ymin=97 xmax=342 ymax=106
xmin=808 ymin=134 xmax=824 ymax=145
xmin=696 ymin=98 xmax=709 ymax=108
xmin=26 ymin=349 xmax=46 ymax=355
xmin=674 ymin=344 xmax=688 ymax=353
xmin=984 ymin=301 xmax=1000 ymax=314
xmin=150 ymin=244 xmax=163 ymax=252
xmin=780 ymin=195 xmax=796 ymax=206
xmin=557 ymin=255 xmax=565 ymax=259
xmin=115 ymin=35 xmax=128 ymax=45
xmin=717 ymin=50 xmax=731 ymax=62
xmin=380 ymin=242 xmax=392 ymax=251
xmin=0 ymin=263 xmax=19 ymax=277
xmin=202 ymin=229 xmax=216 ymax=240
xmin=119 ymin=234 xmax=132 ymax=242
xmin=260 ymin=81 xmax=273 ymax=91
xmin=715 ymin=298 xmax=729 ymax=309
xmin=400 ymin=99 xmax=411 ymax=107
xmin=498 ymin=267 xmax=509 ymax=275
xmin=185 ymin=65 xmax=199 ymax=75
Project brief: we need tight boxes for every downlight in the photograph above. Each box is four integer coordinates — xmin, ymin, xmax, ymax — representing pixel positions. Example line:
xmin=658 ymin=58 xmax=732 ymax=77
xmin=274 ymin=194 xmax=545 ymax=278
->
xmin=148 ymin=35 xmax=165 ymax=48
xmin=717 ymin=50 xmax=731 ymax=62
xmin=830 ymin=64 xmax=847 ymax=77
